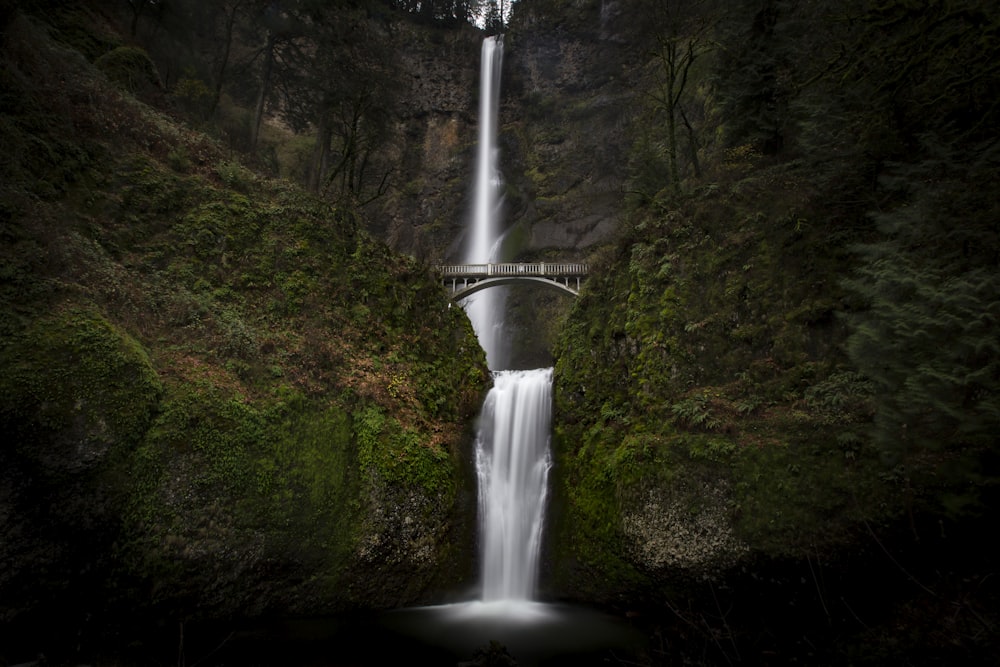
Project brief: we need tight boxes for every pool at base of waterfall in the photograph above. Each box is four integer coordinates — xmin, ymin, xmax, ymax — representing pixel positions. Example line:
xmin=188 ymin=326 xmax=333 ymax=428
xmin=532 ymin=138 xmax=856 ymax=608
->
xmin=202 ymin=602 xmax=645 ymax=666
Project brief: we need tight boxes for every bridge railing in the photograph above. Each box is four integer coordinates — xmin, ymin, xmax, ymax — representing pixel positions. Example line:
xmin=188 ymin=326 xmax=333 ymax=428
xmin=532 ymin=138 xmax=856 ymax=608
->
xmin=436 ymin=262 xmax=589 ymax=277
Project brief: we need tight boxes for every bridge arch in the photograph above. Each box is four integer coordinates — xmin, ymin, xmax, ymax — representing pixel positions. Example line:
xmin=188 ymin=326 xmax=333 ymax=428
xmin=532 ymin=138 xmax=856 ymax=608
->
xmin=450 ymin=275 xmax=581 ymax=300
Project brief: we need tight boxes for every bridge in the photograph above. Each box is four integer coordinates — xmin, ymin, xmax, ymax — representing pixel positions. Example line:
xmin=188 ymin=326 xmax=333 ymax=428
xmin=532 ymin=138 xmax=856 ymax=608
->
xmin=436 ymin=262 xmax=589 ymax=299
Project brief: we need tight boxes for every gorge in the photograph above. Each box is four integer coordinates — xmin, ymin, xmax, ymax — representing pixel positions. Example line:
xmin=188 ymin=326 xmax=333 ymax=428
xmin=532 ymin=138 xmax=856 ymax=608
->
xmin=383 ymin=36 xmax=639 ymax=664
xmin=1 ymin=1 xmax=999 ymax=666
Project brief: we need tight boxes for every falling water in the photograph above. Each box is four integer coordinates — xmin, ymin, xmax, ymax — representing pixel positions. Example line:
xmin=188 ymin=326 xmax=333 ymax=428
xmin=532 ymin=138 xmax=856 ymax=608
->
xmin=441 ymin=35 xmax=553 ymax=604
xmin=464 ymin=35 xmax=508 ymax=370
xmin=379 ymin=36 xmax=642 ymax=662
xmin=476 ymin=368 xmax=552 ymax=601
xmin=461 ymin=35 xmax=552 ymax=605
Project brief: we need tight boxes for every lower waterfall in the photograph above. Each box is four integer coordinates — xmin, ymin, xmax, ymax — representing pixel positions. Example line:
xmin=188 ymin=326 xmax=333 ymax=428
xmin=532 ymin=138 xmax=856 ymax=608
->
xmin=476 ymin=368 xmax=552 ymax=602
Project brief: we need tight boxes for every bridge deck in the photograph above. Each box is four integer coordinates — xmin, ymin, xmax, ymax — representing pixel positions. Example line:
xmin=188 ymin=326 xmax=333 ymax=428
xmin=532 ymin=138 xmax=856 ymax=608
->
xmin=436 ymin=262 xmax=589 ymax=278
xmin=435 ymin=262 xmax=589 ymax=299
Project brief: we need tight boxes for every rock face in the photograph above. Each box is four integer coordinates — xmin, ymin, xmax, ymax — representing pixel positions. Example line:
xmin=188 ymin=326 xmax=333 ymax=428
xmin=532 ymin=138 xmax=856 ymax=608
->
xmin=375 ymin=5 xmax=636 ymax=266
xmin=622 ymin=483 xmax=749 ymax=574
xmin=500 ymin=4 xmax=636 ymax=262
xmin=373 ymin=24 xmax=482 ymax=262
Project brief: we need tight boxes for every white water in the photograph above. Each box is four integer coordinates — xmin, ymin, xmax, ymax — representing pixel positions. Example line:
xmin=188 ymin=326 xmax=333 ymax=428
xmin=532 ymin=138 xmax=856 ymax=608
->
xmin=463 ymin=35 xmax=509 ymax=371
xmin=378 ymin=36 xmax=641 ymax=661
xmin=461 ymin=35 xmax=552 ymax=605
xmin=476 ymin=368 xmax=552 ymax=601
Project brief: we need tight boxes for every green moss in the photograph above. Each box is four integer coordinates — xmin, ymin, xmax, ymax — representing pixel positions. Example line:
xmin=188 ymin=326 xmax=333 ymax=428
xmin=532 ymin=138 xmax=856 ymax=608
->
xmin=0 ymin=306 xmax=162 ymax=464
xmin=729 ymin=435 xmax=895 ymax=556
xmin=94 ymin=46 xmax=160 ymax=94
xmin=355 ymin=405 xmax=453 ymax=498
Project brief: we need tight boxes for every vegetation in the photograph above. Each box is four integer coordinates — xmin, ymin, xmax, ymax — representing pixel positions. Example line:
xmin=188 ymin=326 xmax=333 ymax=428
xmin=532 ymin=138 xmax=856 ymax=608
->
xmin=540 ymin=0 xmax=1000 ymax=661
xmin=0 ymin=3 xmax=488 ymax=655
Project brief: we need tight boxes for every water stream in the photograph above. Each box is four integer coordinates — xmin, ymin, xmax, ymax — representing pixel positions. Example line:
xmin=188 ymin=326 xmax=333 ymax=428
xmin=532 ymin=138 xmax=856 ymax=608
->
xmin=464 ymin=34 xmax=509 ymax=371
xmin=476 ymin=368 xmax=552 ymax=602
xmin=464 ymin=34 xmax=550 ymax=606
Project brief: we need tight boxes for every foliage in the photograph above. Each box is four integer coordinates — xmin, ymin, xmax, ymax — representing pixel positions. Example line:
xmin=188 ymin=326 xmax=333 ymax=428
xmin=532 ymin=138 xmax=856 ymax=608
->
xmin=356 ymin=405 xmax=454 ymax=496
xmin=0 ymin=6 xmax=489 ymax=630
xmin=711 ymin=0 xmax=788 ymax=154
xmin=844 ymin=141 xmax=1000 ymax=516
xmin=0 ymin=307 xmax=163 ymax=466
xmin=94 ymin=45 xmax=159 ymax=95
xmin=387 ymin=0 xmax=483 ymax=27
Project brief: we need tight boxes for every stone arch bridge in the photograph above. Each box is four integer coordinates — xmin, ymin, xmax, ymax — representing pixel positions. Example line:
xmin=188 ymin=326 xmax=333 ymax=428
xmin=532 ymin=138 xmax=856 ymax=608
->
xmin=436 ymin=263 xmax=589 ymax=300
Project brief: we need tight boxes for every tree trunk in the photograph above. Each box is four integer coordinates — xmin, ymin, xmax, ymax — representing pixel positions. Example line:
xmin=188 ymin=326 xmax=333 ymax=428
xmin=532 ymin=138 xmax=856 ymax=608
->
xmin=665 ymin=45 xmax=680 ymax=196
xmin=680 ymin=105 xmax=701 ymax=179
xmin=309 ymin=106 xmax=332 ymax=193
xmin=250 ymin=33 xmax=276 ymax=151
xmin=210 ymin=2 xmax=241 ymax=119
xmin=129 ymin=0 xmax=148 ymax=37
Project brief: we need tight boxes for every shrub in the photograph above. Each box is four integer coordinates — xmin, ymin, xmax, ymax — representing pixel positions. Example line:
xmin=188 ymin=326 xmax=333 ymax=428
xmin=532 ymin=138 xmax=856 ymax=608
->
xmin=94 ymin=46 xmax=160 ymax=94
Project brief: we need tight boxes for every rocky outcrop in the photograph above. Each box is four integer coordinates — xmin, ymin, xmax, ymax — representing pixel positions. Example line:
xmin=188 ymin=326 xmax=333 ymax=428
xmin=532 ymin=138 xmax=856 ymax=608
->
xmin=622 ymin=483 xmax=749 ymax=575
xmin=374 ymin=24 xmax=483 ymax=262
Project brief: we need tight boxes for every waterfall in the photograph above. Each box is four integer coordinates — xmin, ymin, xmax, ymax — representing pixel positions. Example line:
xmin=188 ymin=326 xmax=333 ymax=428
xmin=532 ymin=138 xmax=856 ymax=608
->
xmin=476 ymin=368 xmax=552 ymax=601
xmin=464 ymin=35 xmax=508 ymax=371
xmin=381 ymin=36 xmax=640 ymax=663
xmin=462 ymin=36 xmax=552 ymax=604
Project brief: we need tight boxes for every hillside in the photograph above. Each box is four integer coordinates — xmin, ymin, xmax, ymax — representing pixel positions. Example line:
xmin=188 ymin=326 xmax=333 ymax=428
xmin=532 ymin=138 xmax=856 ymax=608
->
xmin=0 ymin=5 xmax=488 ymax=658
xmin=539 ymin=0 xmax=1000 ymax=663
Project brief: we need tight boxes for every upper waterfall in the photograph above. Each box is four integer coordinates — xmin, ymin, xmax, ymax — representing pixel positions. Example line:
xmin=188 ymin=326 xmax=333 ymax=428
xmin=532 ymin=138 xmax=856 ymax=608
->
xmin=463 ymin=35 xmax=508 ymax=371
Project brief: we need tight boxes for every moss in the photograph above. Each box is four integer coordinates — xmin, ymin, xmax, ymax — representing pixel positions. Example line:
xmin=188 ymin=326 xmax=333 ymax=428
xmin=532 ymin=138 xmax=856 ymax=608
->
xmin=0 ymin=306 xmax=162 ymax=470
xmin=547 ymin=421 xmax=667 ymax=598
xmin=115 ymin=385 xmax=370 ymax=612
xmin=143 ymin=383 xmax=262 ymax=490
xmin=25 ymin=4 xmax=122 ymax=61
xmin=94 ymin=46 xmax=160 ymax=94
xmin=355 ymin=405 xmax=454 ymax=498
xmin=729 ymin=432 xmax=896 ymax=556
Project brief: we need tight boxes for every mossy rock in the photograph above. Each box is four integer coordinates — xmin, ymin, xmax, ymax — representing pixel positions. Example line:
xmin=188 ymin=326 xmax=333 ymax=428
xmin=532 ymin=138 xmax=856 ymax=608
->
xmin=0 ymin=305 xmax=162 ymax=474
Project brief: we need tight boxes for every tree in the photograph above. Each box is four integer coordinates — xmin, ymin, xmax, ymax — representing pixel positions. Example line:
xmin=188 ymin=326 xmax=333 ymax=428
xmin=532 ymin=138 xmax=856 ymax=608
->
xmin=844 ymin=140 xmax=1000 ymax=517
xmin=207 ymin=0 xmax=246 ymax=118
xmin=635 ymin=0 xmax=716 ymax=197
xmin=278 ymin=1 xmax=400 ymax=202
xmin=712 ymin=0 xmax=789 ymax=154
xmin=247 ymin=2 xmax=302 ymax=150
xmin=482 ymin=0 xmax=511 ymax=32
xmin=126 ymin=0 xmax=158 ymax=36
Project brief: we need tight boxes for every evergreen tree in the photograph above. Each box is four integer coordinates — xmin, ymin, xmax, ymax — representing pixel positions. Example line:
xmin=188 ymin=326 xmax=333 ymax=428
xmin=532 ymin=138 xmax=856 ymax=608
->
xmin=712 ymin=0 xmax=789 ymax=154
xmin=845 ymin=140 xmax=1000 ymax=516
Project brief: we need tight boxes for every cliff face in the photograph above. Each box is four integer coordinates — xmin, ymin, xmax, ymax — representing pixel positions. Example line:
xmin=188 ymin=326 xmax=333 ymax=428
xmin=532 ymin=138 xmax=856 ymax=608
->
xmin=500 ymin=0 xmax=635 ymax=262
xmin=373 ymin=23 xmax=482 ymax=262
xmin=374 ymin=3 xmax=636 ymax=268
